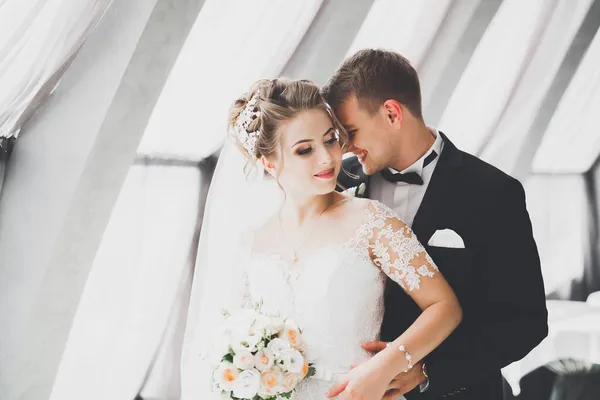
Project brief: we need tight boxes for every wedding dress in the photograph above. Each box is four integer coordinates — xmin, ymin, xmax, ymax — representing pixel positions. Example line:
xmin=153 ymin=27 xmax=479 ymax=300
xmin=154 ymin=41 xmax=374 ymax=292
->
xmin=180 ymin=143 xmax=438 ymax=400
xmin=233 ymin=200 xmax=437 ymax=399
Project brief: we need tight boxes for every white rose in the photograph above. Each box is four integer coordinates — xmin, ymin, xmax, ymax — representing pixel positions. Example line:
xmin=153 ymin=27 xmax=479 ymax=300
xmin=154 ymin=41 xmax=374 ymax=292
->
xmin=258 ymin=370 xmax=284 ymax=397
xmin=231 ymin=326 xmax=262 ymax=353
xmin=233 ymin=350 xmax=255 ymax=370
xmin=342 ymin=182 xmax=366 ymax=198
xmin=280 ymin=324 xmax=304 ymax=351
xmin=281 ymin=372 xmax=299 ymax=392
xmin=252 ymin=314 xmax=282 ymax=338
xmin=232 ymin=369 xmax=261 ymax=399
xmin=213 ymin=361 xmax=238 ymax=392
xmin=264 ymin=316 xmax=285 ymax=336
xmin=279 ymin=349 xmax=304 ymax=374
xmin=343 ymin=186 xmax=357 ymax=197
xmin=356 ymin=182 xmax=367 ymax=197
xmin=267 ymin=338 xmax=290 ymax=356
xmin=254 ymin=348 xmax=275 ymax=372
xmin=282 ymin=318 xmax=299 ymax=331
xmin=205 ymin=322 xmax=234 ymax=364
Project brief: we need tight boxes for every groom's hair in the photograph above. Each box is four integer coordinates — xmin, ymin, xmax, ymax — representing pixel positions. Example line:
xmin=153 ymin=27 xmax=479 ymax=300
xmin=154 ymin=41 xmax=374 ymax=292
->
xmin=322 ymin=49 xmax=423 ymax=121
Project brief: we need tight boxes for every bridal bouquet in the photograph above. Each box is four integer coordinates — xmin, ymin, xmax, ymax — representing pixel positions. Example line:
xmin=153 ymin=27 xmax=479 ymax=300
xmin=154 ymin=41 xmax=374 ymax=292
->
xmin=208 ymin=306 xmax=316 ymax=399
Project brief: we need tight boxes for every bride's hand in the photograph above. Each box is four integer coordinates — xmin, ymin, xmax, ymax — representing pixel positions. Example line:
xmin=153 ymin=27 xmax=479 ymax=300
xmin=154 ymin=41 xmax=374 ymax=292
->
xmin=325 ymin=358 xmax=391 ymax=399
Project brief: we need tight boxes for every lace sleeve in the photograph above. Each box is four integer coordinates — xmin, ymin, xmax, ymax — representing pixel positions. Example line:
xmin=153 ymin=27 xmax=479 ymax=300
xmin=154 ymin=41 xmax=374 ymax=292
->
xmin=366 ymin=201 xmax=438 ymax=291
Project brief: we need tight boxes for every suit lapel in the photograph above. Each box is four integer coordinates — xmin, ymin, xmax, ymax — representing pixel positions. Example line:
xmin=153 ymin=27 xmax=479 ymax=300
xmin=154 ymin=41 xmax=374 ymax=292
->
xmin=365 ymin=174 xmax=372 ymax=198
xmin=411 ymin=132 xmax=463 ymax=240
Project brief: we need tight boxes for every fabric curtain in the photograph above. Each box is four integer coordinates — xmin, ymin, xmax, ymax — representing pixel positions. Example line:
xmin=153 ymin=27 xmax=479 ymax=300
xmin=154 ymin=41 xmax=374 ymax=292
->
xmin=0 ymin=0 xmax=114 ymax=195
xmin=51 ymin=1 xmax=325 ymax=398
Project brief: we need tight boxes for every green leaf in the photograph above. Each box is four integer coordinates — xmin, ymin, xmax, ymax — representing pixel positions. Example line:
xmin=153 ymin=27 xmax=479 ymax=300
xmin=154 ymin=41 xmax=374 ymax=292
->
xmin=222 ymin=353 xmax=234 ymax=363
xmin=305 ymin=365 xmax=317 ymax=379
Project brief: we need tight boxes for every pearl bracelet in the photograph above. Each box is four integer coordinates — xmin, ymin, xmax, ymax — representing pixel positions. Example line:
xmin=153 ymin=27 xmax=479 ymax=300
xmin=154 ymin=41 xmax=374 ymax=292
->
xmin=387 ymin=343 xmax=413 ymax=372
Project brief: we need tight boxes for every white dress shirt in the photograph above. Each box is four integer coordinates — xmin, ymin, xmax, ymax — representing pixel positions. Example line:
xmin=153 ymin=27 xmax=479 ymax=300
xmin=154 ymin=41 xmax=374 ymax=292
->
xmin=369 ymin=128 xmax=444 ymax=228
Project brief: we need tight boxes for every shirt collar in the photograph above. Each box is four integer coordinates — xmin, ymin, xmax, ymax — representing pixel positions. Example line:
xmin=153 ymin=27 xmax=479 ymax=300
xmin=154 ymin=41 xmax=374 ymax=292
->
xmin=388 ymin=127 xmax=443 ymax=175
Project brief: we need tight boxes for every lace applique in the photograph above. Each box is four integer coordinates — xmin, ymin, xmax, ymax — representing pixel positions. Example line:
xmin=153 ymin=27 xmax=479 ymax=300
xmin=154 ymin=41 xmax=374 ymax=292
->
xmin=346 ymin=200 xmax=438 ymax=291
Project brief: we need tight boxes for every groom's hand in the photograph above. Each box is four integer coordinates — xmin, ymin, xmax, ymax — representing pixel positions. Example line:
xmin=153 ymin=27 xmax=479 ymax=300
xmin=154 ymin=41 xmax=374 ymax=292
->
xmin=361 ymin=341 xmax=427 ymax=399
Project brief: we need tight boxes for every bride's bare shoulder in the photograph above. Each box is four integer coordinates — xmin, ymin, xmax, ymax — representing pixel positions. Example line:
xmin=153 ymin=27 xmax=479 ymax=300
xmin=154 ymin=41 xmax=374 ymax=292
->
xmin=333 ymin=195 xmax=372 ymax=222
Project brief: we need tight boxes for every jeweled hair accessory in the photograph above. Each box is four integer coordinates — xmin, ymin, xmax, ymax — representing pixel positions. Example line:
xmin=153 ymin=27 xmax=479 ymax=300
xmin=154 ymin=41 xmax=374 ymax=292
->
xmin=234 ymin=91 xmax=261 ymax=155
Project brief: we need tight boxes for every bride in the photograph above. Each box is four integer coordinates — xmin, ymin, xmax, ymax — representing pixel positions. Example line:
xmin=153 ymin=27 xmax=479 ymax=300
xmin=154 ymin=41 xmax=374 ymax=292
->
xmin=180 ymin=78 xmax=462 ymax=400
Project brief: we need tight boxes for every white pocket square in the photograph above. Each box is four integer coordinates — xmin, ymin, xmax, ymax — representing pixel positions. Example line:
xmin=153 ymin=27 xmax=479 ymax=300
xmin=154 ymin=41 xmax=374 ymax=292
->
xmin=427 ymin=229 xmax=465 ymax=248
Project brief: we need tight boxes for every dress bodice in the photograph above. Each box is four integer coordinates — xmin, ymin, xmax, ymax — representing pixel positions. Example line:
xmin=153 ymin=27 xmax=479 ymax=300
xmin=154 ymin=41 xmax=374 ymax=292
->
xmin=237 ymin=200 xmax=438 ymax=399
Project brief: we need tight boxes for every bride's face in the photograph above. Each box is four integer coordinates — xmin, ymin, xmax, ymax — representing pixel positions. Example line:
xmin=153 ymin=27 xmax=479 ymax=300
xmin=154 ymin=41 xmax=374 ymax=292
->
xmin=268 ymin=109 xmax=342 ymax=197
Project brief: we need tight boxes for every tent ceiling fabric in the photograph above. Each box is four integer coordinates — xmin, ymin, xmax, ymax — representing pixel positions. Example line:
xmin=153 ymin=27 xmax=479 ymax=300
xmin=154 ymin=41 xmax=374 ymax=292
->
xmin=281 ymin=0 xmax=377 ymax=85
xmin=136 ymin=0 xmax=324 ymax=161
xmin=532 ymin=25 xmax=600 ymax=174
xmin=2 ymin=0 xmax=600 ymax=398
xmin=420 ymin=0 xmax=496 ymax=122
xmin=0 ymin=0 xmax=115 ymax=139
xmin=525 ymin=175 xmax=591 ymax=297
xmin=438 ymin=0 xmax=561 ymax=155
xmin=346 ymin=0 xmax=453 ymax=68
xmin=480 ymin=0 xmax=593 ymax=176
xmin=50 ymin=165 xmax=202 ymax=400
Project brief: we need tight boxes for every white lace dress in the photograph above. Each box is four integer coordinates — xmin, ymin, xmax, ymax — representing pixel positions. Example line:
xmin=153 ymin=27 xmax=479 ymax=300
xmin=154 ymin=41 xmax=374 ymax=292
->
xmin=235 ymin=200 xmax=438 ymax=400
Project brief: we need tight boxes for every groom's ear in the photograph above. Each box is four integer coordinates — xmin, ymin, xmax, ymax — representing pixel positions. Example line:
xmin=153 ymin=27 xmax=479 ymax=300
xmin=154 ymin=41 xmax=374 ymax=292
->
xmin=382 ymin=99 xmax=403 ymax=128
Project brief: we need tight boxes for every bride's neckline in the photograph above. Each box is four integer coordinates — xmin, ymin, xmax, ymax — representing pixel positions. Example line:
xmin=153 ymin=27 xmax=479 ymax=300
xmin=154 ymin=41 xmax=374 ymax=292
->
xmin=249 ymin=240 xmax=353 ymax=267
xmin=249 ymin=198 xmax=381 ymax=266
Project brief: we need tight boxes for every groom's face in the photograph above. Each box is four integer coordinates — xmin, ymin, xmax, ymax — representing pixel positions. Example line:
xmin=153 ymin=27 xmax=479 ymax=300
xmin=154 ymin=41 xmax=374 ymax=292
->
xmin=335 ymin=96 xmax=394 ymax=175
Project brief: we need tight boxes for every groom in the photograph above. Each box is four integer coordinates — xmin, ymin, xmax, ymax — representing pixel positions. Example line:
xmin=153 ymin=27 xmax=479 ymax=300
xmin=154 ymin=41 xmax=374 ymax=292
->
xmin=323 ymin=49 xmax=548 ymax=400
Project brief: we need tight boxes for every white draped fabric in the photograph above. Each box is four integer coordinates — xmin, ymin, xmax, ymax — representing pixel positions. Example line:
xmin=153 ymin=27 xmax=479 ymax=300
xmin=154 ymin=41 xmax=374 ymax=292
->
xmin=2 ymin=0 xmax=600 ymax=397
xmin=438 ymin=0 xmax=562 ymax=155
xmin=532 ymin=26 xmax=600 ymax=174
xmin=51 ymin=1 xmax=324 ymax=398
xmin=419 ymin=0 xmax=491 ymax=116
xmin=522 ymin=24 xmax=600 ymax=302
xmin=49 ymin=165 xmax=202 ymax=400
xmin=523 ymin=175 xmax=593 ymax=298
xmin=180 ymin=141 xmax=282 ymax=399
xmin=0 ymin=0 xmax=114 ymax=139
xmin=480 ymin=0 xmax=593 ymax=176
xmin=136 ymin=0 xmax=324 ymax=161
xmin=346 ymin=0 xmax=453 ymax=68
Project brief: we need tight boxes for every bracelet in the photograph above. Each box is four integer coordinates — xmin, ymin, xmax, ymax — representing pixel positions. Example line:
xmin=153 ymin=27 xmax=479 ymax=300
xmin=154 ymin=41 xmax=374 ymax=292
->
xmin=386 ymin=343 xmax=414 ymax=372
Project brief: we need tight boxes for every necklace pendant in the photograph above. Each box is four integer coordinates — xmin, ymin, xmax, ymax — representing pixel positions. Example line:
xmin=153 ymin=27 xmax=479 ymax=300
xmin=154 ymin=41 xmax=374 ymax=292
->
xmin=292 ymin=252 xmax=298 ymax=263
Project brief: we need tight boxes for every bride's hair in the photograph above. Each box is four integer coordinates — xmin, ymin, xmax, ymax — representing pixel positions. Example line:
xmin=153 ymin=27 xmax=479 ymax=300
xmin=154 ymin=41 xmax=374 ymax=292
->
xmin=228 ymin=78 xmax=348 ymax=175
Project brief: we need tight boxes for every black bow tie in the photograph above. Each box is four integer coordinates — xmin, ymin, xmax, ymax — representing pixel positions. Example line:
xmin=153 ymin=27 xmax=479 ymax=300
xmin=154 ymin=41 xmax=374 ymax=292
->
xmin=380 ymin=150 xmax=438 ymax=185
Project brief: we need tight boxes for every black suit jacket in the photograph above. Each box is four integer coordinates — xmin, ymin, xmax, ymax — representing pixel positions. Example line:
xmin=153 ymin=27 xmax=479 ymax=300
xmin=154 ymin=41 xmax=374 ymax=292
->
xmin=337 ymin=132 xmax=548 ymax=400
